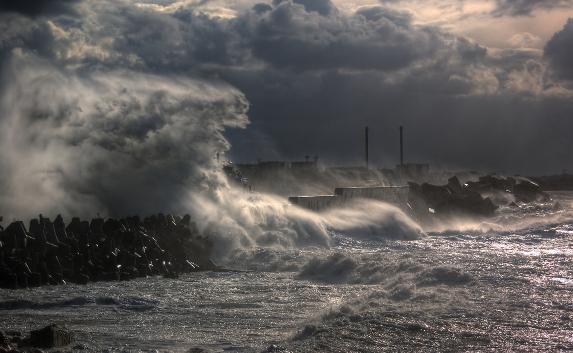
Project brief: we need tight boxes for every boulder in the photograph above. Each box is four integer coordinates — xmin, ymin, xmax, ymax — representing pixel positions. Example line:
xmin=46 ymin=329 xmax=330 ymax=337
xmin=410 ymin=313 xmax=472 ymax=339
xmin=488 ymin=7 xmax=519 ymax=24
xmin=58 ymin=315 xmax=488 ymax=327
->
xmin=446 ymin=176 xmax=463 ymax=194
xmin=408 ymin=179 xmax=498 ymax=219
xmin=436 ymin=193 xmax=497 ymax=217
xmin=0 ymin=331 xmax=8 ymax=346
xmin=29 ymin=325 xmax=73 ymax=348
xmin=513 ymin=181 xmax=550 ymax=203
xmin=420 ymin=183 xmax=451 ymax=208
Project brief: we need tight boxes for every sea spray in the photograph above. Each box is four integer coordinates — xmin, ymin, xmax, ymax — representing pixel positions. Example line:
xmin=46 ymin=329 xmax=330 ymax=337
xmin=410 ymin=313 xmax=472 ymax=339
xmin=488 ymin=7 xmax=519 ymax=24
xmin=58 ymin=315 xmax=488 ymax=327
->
xmin=424 ymin=198 xmax=573 ymax=234
xmin=0 ymin=54 xmax=425 ymax=263
xmin=0 ymin=53 xmax=248 ymax=219
xmin=320 ymin=199 xmax=424 ymax=241
xmin=191 ymin=188 xmax=425 ymax=260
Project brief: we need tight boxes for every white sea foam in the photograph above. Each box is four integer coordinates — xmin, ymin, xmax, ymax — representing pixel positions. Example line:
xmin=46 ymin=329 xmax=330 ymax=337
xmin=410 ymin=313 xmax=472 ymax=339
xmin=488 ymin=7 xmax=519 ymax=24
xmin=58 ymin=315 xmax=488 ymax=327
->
xmin=191 ymin=188 xmax=425 ymax=259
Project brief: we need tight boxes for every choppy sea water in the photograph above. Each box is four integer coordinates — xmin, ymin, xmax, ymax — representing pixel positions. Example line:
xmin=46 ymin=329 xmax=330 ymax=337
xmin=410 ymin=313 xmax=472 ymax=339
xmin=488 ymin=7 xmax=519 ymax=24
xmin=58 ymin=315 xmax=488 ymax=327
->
xmin=2 ymin=192 xmax=573 ymax=352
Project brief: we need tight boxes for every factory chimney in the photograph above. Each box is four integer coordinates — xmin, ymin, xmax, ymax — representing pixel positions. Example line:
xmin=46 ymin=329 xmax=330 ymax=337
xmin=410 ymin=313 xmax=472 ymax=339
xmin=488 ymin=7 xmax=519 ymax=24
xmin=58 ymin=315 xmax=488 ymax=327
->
xmin=365 ymin=126 xmax=369 ymax=169
xmin=399 ymin=126 xmax=404 ymax=167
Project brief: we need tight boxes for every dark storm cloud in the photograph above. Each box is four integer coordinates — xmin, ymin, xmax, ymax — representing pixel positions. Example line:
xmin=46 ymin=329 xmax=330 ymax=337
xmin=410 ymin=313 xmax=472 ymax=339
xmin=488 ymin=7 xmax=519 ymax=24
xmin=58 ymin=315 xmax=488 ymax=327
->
xmin=225 ymin=67 xmax=573 ymax=174
xmin=0 ymin=15 xmax=55 ymax=55
xmin=0 ymin=0 xmax=79 ymax=16
xmin=218 ymin=1 xmax=572 ymax=174
xmin=235 ymin=2 xmax=484 ymax=72
xmin=273 ymin=0 xmax=336 ymax=16
xmin=492 ymin=0 xmax=573 ymax=16
xmin=61 ymin=0 xmax=565 ymax=174
xmin=0 ymin=0 xmax=572 ymax=212
xmin=545 ymin=18 xmax=573 ymax=80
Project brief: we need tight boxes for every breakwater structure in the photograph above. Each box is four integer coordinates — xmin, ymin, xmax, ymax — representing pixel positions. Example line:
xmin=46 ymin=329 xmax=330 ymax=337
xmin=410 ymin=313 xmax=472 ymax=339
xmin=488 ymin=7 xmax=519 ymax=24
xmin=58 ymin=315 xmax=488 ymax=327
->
xmin=288 ymin=175 xmax=550 ymax=221
xmin=289 ymin=186 xmax=410 ymax=212
xmin=0 ymin=214 xmax=215 ymax=289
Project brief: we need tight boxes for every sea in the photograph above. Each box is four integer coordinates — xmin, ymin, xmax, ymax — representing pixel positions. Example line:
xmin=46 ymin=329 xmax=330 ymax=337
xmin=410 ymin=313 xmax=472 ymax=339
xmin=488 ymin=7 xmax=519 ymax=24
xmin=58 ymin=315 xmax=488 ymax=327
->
xmin=1 ymin=192 xmax=573 ymax=352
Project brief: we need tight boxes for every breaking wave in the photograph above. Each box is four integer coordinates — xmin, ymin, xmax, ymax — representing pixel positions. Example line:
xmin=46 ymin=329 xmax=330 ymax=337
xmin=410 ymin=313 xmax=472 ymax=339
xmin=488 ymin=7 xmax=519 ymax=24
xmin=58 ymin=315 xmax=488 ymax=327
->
xmin=0 ymin=54 xmax=424 ymax=261
xmin=191 ymin=190 xmax=424 ymax=260
xmin=295 ymin=253 xmax=473 ymax=286
xmin=0 ymin=53 xmax=249 ymax=219
xmin=423 ymin=198 xmax=573 ymax=235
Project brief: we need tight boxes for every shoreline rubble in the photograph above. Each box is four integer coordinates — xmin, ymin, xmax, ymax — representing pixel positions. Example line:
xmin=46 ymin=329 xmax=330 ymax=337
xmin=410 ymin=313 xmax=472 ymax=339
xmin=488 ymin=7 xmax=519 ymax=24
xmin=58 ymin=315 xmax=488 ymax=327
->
xmin=0 ymin=214 xmax=215 ymax=289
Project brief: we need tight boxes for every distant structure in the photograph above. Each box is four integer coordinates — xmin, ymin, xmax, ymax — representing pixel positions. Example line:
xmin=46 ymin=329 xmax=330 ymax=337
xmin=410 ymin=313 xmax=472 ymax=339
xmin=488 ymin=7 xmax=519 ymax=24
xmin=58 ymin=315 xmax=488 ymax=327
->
xmin=396 ymin=125 xmax=430 ymax=180
xmin=364 ymin=126 xmax=369 ymax=169
xmin=400 ymin=125 xmax=404 ymax=167
xmin=228 ymin=124 xmax=433 ymax=195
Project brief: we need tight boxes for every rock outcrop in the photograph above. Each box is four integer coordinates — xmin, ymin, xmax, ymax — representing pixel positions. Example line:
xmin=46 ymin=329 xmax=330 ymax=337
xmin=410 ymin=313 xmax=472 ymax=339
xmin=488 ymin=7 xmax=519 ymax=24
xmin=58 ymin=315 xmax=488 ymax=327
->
xmin=408 ymin=175 xmax=551 ymax=221
xmin=466 ymin=175 xmax=550 ymax=203
xmin=408 ymin=176 xmax=498 ymax=220
xmin=30 ymin=325 xmax=73 ymax=348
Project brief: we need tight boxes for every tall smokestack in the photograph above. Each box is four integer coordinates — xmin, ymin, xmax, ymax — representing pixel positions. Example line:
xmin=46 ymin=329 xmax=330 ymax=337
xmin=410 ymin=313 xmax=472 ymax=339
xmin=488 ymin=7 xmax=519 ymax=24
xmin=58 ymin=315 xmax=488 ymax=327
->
xmin=399 ymin=126 xmax=404 ymax=167
xmin=365 ymin=126 xmax=369 ymax=169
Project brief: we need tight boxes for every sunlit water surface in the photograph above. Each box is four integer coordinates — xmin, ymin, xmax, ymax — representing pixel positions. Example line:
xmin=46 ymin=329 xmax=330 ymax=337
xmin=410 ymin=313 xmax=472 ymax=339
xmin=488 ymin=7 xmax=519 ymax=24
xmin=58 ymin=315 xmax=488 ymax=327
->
xmin=1 ymin=192 xmax=573 ymax=352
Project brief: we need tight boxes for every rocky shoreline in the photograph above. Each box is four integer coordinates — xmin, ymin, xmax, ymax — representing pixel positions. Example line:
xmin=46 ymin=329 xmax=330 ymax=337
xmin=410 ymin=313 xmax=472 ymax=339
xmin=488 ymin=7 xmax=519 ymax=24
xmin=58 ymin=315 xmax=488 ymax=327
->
xmin=407 ymin=175 xmax=552 ymax=221
xmin=1 ymin=325 xmax=75 ymax=353
xmin=0 ymin=214 xmax=215 ymax=289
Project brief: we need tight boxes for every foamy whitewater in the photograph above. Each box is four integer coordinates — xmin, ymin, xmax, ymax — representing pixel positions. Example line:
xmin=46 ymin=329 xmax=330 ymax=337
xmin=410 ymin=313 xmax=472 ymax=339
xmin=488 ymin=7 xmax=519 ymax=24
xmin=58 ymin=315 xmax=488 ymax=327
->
xmin=1 ymin=191 xmax=572 ymax=352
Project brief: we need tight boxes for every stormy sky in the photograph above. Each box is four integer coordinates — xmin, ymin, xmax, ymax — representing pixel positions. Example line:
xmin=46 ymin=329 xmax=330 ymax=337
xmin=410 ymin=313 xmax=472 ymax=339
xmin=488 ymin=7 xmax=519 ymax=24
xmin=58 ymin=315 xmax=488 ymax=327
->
xmin=1 ymin=0 xmax=573 ymax=185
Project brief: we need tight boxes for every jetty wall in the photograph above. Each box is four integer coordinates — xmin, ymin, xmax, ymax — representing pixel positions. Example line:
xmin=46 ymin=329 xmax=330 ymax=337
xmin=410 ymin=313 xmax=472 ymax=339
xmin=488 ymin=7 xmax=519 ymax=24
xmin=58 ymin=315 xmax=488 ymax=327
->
xmin=288 ymin=195 xmax=342 ymax=211
xmin=289 ymin=186 xmax=410 ymax=211
xmin=334 ymin=186 xmax=409 ymax=206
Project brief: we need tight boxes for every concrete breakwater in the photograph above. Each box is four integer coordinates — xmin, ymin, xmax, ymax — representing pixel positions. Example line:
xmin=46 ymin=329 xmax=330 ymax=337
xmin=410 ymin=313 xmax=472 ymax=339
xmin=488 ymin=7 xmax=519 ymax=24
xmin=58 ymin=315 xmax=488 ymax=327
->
xmin=0 ymin=214 xmax=215 ymax=289
xmin=289 ymin=186 xmax=409 ymax=212
xmin=288 ymin=176 xmax=550 ymax=221
xmin=335 ymin=186 xmax=409 ymax=205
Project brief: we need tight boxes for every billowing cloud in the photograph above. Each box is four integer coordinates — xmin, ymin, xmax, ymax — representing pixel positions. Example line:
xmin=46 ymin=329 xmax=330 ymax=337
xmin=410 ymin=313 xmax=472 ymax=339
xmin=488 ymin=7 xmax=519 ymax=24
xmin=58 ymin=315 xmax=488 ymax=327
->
xmin=215 ymin=2 xmax=572 ymax=174
xmin=493 ymin=0 xmax=573 ymax=16
xmin=545 ymin=18 xmax=573 ymax=80
xmin=273 ymin=0 xmax=337 ymax=16
xmin=237 ymin=4 xmax=463 ymax=71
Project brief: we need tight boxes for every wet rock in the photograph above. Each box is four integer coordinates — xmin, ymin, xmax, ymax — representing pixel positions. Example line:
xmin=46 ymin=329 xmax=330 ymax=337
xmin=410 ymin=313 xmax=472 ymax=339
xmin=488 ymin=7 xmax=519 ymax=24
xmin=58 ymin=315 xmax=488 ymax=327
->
xmin=29 ymin=325 xmax=73 ymax=348
xmin=446 ymin=176 xmax=463 ymax=194
xmin=0 ymin=332 xmax=8 ymax=346
xmin=71 ymin=273 xmax=89 ymax=285
xmin=408 ymin=180 xmax=497 ymax=219
xmin=187 ymin=348 xmax=209 ymax=353
xmin=263 ymin=345 xmax=288 ymax=352
xmin=420 ymin=183 xmax=451 ymax=207
xmin=72 ymin=343 xmax=88 ymax=350
xmin=0 ymin=213 xmax=216 ymax=289
xmin=513 ymin=180 xmax=550 ymax=203
xmin=466 ymin=175 xmax=550 ymax=204
xmin=437 ymin=192 xmax=497 ymax=217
